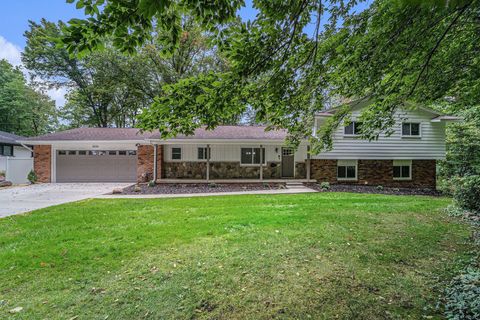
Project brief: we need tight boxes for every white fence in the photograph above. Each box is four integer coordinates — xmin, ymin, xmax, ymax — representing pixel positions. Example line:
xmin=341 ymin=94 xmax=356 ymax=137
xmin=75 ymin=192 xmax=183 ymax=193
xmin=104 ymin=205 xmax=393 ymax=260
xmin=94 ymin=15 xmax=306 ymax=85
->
xmin=1 ymin=157 xmax=33 ymax=184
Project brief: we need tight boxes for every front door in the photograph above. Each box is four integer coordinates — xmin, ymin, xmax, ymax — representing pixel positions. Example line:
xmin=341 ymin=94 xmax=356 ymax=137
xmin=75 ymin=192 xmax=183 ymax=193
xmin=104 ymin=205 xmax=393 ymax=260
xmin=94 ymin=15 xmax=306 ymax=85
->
xmin=281 ymin=148 xmax=294 ymax=178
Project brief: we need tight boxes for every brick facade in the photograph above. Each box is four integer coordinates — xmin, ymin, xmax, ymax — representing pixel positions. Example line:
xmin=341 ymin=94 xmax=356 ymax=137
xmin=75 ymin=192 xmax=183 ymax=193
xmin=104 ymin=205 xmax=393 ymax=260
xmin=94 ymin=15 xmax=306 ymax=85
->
xmin=33 ymin=145 xmax=52 ymax=183
xmin=310 ymin=159 xmax=436 ymax=188
xmin=136 ymin=145 xmax=163 ymax=183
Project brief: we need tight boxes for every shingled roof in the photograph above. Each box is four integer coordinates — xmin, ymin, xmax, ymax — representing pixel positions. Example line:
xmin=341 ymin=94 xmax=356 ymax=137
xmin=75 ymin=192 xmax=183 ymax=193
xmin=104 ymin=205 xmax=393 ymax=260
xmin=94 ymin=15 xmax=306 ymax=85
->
xmin=23 ymin=128 xmax=153 ymax=141
xmin=0 ymin=130 xmax=26 ymax=145
xmin=23 ymin=126 xmax=287 ymax=142
xmin=149 ymin=126 xmax=287 ymax=140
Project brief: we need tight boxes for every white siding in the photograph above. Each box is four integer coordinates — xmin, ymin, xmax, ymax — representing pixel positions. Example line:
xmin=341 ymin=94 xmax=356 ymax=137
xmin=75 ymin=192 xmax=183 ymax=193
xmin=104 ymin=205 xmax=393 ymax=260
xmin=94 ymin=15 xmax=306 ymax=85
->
xmin=163 ymin=144 xmax=307 ymax=163
xmin=313 ymin=108 xmax=446 ymax=160
xmin=13 ymin=146 xmax=32 ymax=158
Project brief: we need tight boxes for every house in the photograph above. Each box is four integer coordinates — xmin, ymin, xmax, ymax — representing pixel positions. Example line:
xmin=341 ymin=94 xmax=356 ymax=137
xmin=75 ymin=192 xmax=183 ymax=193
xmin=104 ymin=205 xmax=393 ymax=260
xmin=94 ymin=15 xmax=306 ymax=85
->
xmin=0 ymin=131 xmax=33 ymax=184
xmin=19 ymin=105 xmax=459 ymax=188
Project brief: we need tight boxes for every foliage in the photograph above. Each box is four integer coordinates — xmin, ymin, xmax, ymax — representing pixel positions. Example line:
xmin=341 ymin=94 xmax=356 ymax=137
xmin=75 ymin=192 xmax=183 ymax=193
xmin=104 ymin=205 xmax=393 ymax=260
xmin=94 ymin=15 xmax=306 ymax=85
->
xmin=441 ymin=106 xmax=480 ymax=178
xmin=61 ymin=0 xmax=477 ymax=151
xmin=453 ymin=175 xmax=480 ymax=213
xmin=148 ymin=180 xmax=156 ymax=187
xmin=0 ymin=193 xmax=471 ymax=318
xmin=24 ymin=18 xmax=230 ymax=129
xmin=444 ymin=267 xmax=480 ymax=320
xmin=0 ymin=60 xmax=57 ymax=136
xmin=319 ymin=181 xmax=330 ymax=190
xmin=27 ymin=170 xmax=37 ymax=184
xmin=376 ymin=185 xmax=384 ymax=191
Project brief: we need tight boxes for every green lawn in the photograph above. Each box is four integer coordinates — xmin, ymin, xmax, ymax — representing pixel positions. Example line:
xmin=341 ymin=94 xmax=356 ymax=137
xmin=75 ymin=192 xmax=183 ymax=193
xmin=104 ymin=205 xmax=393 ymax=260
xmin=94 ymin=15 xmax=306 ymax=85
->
xmin=0 ymin=193 xmax=474 ymax=319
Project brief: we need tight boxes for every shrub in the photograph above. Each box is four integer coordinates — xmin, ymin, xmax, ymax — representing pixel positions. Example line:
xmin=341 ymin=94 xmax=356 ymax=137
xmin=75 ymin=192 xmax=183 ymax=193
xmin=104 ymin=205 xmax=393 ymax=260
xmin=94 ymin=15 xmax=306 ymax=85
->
xmin=148 ymin=180 xmax=156 ymax=187
xmin=444 ymin=267 xmax=480 ymax=320
xmin=453 ymin=175 xmax=480 ymax=213
xmin=376 ymin=185 xmax=384 ymax=191
xmin=208 ymin=183 xmax=217 ymax=188
xmin=27 ymin=170 xmax=37 ymax=184
xmin=319 ymin=182 xmax=330 ymax=190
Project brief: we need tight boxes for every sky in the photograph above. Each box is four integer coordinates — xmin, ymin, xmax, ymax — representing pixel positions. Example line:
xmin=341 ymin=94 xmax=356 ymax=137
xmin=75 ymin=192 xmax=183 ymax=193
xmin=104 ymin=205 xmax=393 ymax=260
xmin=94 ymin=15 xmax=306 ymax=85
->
xmin=0 ymin=0 xmax=370 ymax=107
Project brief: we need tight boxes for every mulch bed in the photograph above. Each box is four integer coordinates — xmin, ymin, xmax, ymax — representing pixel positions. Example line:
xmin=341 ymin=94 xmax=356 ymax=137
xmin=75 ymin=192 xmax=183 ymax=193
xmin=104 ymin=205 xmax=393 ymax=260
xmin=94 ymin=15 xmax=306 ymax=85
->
xmin=305 ymin=183 xmax=443 ymax=196
xmin=122 ymin=183 xmax=286 ymax=195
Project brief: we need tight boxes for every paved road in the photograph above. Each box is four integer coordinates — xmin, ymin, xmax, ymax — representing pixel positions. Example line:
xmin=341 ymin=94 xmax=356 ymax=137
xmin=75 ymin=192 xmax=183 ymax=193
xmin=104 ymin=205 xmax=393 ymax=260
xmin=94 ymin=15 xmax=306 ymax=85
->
xmin=0 ymin=183 xmax=131 ymax=218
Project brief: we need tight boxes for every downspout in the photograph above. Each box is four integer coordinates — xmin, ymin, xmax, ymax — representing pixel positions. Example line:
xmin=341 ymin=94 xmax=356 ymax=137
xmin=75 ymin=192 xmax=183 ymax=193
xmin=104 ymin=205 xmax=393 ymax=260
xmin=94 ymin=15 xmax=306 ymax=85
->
xmin=20 ymin=142 xmax=33 ymax=153
xmin=153 ymin=144 xmax=158 ymax=182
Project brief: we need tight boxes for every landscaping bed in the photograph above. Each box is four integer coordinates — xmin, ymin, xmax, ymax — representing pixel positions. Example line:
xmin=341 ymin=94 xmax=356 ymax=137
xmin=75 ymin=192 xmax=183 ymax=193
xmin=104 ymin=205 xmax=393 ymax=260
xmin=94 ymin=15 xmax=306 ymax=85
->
xmin=122 ymin=182 xmax=285 ymax=194
xmin=305 ymin=183 xmax=442 ymax=196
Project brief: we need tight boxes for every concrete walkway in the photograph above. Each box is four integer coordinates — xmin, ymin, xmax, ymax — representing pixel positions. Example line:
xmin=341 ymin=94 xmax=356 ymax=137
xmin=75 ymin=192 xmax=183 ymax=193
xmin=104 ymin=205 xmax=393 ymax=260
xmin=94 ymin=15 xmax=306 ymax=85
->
xmin=95 ymin=185 xmax=317 ymax=199
xmin=0 ymin=183 xmax=131 ymax=218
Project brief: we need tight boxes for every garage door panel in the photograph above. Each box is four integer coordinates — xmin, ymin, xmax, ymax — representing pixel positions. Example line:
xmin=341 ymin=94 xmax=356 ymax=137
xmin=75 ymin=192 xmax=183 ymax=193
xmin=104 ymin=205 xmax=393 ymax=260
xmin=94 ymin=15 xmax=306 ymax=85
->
xmin=56 ymin=151 xmax=137 ymax=182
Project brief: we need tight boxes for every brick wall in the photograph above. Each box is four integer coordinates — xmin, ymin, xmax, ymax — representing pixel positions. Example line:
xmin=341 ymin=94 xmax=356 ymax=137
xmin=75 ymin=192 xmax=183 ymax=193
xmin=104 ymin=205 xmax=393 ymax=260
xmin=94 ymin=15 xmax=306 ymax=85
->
xmin=137 ymin=145 xmax=163 ymax=183
xmin=33 ymin=145 xmax=51 ymax=183
xmin=310 ymin=159 xmax=436 ymax=188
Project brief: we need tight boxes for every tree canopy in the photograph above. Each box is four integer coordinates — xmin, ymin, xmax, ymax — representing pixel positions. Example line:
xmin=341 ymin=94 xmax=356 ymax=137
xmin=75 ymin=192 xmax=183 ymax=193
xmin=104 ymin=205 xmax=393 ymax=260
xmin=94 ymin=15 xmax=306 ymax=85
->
xmin=23 ymin=17 xmax=230 ymax=128
xmin=0 ymin=59 xmax=57 ymax=136
xmin=59 ymin=0 xmax=479 ymax=150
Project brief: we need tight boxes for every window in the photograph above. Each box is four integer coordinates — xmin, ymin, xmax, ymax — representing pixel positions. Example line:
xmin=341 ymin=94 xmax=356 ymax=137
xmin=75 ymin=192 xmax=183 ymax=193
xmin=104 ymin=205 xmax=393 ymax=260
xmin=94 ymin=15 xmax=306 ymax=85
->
xmin=393 ymin=160 xmax=412 ymax=180
xmin=68 ymin=150 xmax=76 ymax=155
xmin=118 ymin=151 xmax=127 ymax=155
xmin=198 ymin=147 xmax=209 ymax=160
xmin=344 ymin=121 xmax=362 ymax=135
xmin=78 ymin=151 xmax=87 ymax=155
xmin=127 ymin=150 xmax=137 ymax=156
xmin=402 ymin=123 xmax=420 ymax=136
xmin=0 ymin=145 xmax=13 ymax=156
xmin=58 ymin=150 xmax=66 ymax=155
xmin=108 ymin=151 xmax=117 ymax=155
xmin=337 ymin=160 xmax=357 ymax=180
xmin=171 ymin=147 xmax=182 ymax=160
xmin=241 ymin=148 xmax=266 ymax=165
xmin=282 ymin=148 xmax=294 ymax=156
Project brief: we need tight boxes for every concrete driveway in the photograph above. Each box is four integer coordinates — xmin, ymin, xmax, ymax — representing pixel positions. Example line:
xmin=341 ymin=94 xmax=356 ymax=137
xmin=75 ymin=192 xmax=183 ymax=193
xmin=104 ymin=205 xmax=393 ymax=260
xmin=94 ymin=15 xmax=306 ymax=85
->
xmin=0 ymin=183 xmax=132 ymax=218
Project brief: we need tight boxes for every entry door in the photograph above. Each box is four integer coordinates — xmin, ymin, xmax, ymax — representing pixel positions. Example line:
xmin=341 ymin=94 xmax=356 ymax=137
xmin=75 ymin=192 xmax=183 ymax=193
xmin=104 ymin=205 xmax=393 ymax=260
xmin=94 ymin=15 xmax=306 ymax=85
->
xmin=281 ymin=148 xmax=294 ymax=178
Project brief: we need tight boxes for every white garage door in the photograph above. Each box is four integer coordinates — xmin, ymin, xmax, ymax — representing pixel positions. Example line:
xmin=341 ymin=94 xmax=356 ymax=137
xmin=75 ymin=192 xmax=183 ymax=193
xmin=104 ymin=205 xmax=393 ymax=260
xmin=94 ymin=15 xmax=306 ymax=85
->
xmin=56 ymin=150 xmax=137 ymax=182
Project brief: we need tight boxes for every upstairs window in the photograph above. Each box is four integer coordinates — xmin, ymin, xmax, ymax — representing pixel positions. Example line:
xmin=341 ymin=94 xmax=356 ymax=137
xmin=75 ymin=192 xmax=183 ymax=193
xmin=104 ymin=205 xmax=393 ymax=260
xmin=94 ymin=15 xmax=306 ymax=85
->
xmin=337 ymin=160 xmax=357 ymax=180
xmin=241 ymin=148 xmax=265 ymax=165
xmin=198 ymin=147 xmax=209 ymax=160
xmin=393 ymin=160 xmax=412 ymax=180
xmin=344 ymin=121 xmax=362 ymax=135
xmin=402 ymin=123 xmax=420 ymax=136
xmin=171 ymin=147 xmax=182 ymax=160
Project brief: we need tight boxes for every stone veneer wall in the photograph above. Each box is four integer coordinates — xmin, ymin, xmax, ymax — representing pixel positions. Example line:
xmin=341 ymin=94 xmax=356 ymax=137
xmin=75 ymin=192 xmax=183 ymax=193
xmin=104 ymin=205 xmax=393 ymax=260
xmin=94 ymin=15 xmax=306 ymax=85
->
xmin=163 ymin=161 xmax=307 ymax=179
xmin=33 ymin=145 xmax=51 ymax=183
xmin=137 ymin=145 xmax=163 ymax=183
xmin=310 ymin=159 xmax=436 ymax=188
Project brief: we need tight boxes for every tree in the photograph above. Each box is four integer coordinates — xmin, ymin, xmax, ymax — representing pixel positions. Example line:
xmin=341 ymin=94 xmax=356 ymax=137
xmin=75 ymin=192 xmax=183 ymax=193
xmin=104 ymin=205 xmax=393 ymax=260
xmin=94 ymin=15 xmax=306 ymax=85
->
xmin=61 ymin=1 xmax=478 ymax=149
xmin=0 ymin=59 xmax=57 ymax=136
xmin=24 ymin=18 xmax=229 ymax=128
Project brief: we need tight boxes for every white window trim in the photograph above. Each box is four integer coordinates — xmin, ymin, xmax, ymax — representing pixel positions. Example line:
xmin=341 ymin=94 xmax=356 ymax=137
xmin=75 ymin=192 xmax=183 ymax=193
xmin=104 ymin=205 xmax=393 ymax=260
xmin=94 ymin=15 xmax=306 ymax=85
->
xmin=240 ymin=147 xmax=266 ymax=166
xmin=343 ymin=121 xmax=362 ymax=138
xmin=393 ymin=160 xmax=412 ymax=180
xmin=337 ymin=160 xmax=358 ymax=181
xmin=171 ymin=146 xmax=182 ymax=161
xmin=197 ymin=146 xmax=209 ymax=161
xmin=401 ymin=122 xmax=422 ymax=138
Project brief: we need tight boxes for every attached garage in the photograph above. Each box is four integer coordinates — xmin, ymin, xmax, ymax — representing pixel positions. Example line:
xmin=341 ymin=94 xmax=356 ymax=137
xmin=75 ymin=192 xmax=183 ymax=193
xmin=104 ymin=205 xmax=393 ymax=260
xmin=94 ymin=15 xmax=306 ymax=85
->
xmin=56 ymin=150 xmax=137 ymax=182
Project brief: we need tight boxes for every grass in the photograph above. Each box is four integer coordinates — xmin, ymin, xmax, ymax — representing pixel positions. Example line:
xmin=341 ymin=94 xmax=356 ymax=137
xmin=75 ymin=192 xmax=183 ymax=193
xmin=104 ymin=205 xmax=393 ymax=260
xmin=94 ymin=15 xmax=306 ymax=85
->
xmin=0 ymin=193 xmax=474 ymax=319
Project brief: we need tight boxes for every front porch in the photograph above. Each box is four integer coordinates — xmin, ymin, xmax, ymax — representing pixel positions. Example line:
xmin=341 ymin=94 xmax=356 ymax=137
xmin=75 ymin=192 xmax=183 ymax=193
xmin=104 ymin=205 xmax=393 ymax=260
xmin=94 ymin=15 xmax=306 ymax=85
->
xmin=144 ymin=141 xmax=313 ymax=183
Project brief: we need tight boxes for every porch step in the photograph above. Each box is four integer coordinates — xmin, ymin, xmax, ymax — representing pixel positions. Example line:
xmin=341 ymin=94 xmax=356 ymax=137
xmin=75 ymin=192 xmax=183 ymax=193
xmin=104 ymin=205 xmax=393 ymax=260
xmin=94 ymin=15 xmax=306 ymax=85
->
xmin=285 ymin=182 xmax=307 ymax=189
